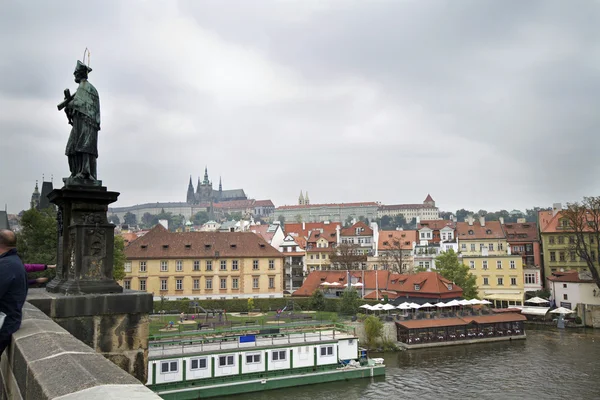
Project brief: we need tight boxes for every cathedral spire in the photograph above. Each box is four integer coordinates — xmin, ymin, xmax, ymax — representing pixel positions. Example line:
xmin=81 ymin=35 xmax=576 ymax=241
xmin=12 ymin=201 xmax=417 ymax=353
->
xmin=219 ymin=176 xmax=222 ymax=192
xmin=187 ymin=175 xmax=196 ymax=204
xmin=299 ymin=190 xmax=304 ymax=205
xmin=203 ymin=166 xmax=209 ymax=184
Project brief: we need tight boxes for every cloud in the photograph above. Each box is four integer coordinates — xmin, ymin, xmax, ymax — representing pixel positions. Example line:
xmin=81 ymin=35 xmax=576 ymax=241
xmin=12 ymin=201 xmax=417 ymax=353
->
xmin=1 ymin=0 xmax=599 ymax=216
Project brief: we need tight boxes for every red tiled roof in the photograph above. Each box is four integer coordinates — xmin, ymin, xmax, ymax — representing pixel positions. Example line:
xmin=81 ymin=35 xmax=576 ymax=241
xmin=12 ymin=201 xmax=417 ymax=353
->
xmin=213 ymin=199 xmax=255 ymax=209
xmin=388 ymin=272 xmax=463 ymax=296
xmin=378 ymin=230 xmax=417 ymax=250
xmin=397 ymin=318 xmax=467 ymax=329
xmin=502 ymin=222 xmax=538 ymax=243
xmin=456 ymin=220 xmax=505 ymax=240
xmin=277 ymin=202 xmax=378 ymax=210
xmin=379 ymin=204 xmax=432 ymax=211
xmin=424 ymin=194 xmax=434 ymax=202
xmin=120 ymin=232 xmax=139 ymax=246
xmin=249 ymin=225 xmax=275 ymax=243
xmin=254 ymin=200 xmax=274 ymax=207
xmin=363 ymin=290 xmax=400 ymax=300
xmin=418 ymin=220 xmax=456 ymax=231
xmin=341 ymin=221 xmax=373 ymax=237
xmin=307 ymin=228 xmax=337 ymax=244
xmin=547 ymin=270 xmax=595 ymax=283
xmin=124 ymin=225 xmax=282 ymax=259
xmin=463 ymin=313 xmax=527 ymax=324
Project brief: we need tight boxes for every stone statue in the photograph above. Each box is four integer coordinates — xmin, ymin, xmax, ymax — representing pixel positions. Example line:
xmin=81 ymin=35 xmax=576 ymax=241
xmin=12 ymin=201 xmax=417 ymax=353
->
xmin=58 ymin=60 xmax=100 ymax=184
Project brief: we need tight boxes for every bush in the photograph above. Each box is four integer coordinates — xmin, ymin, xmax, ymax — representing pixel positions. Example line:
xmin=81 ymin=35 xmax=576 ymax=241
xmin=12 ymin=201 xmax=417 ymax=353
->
xmin=364 ymin=315 xmax=383 ymax=348
xmin=310 ymin=289 xmax=326 ymax=311
xmin=574 ymin=316 xmax=582 ymax=324
xmin=339 ymin=288 xmax=360 ymax=315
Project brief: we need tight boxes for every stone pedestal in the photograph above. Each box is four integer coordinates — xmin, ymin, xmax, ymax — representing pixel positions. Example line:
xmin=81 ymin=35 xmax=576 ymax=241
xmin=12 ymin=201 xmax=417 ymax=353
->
xmin=47 ymin=183 xmax=122 ymax=294
xmin=27 ymin=289 xmax=153 ymax=383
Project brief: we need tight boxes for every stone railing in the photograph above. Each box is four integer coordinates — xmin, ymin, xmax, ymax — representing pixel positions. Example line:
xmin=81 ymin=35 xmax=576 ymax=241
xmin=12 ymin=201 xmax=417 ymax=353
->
xmin=0 ymin=302 xmax=160 ymax=400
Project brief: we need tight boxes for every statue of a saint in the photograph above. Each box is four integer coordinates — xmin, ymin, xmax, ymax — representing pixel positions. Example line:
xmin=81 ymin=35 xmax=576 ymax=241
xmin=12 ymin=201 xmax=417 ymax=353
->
xmin=58 ymin=60 xmax=100 ymax=183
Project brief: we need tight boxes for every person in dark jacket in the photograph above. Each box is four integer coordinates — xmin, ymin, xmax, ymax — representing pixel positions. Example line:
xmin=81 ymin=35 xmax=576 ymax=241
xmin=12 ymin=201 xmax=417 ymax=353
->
xmin=0 ymin=229 xmax=28 ymax=356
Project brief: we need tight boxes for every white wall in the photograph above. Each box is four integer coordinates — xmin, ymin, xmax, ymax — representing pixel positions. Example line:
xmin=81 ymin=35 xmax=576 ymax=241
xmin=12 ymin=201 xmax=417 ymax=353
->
xmin=292 ymin=345 xmax=314 ymax=368
xmin=186 ymin=356 xmax=211 ymax=380
xmin=268 ymin=349 xmax=290 ymax=371
xmin=151 ymin=359 xmax=183 ymax=384
xmin=212 ymin=353 xmax=238 ymax=377
xmin=241 ymin=351 xmax=267 ymax=374
xmin=337 ymin=339 xmax=358 ymax=361
xmin=316 ymin=344 xmax=338 ymax=366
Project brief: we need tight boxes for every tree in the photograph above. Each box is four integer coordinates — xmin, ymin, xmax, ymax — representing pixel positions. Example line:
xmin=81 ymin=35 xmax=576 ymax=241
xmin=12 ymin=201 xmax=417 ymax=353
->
xmin=455 ymin=209 xmax=473 ymax=222
xmin=141 ymin=212 xmax=154 ymax=228
xmin=345 ymin=216 xmax=354 ymax=227
xmin=113 ymin=235 xmax=126 ymax=281
xmin=108 ymin=214 xmax=120 ymax=225
xmin=329 ymin=243 xmax=366 ymax=270
xmin=435 ymin=249 xmax=478 ymax=299
xmin=17 ymin=208 xmax=57 ymax=269
xmin=562 ymin=197 xmax=600 ymax=290
xmin=230 ymin=212 xmax=243 ymax=221
xmin=295 ymin=214 xmax=303 ymax=223
xmin=123 ymin=212 xmax=136 ymax=226
xmin=380 ymin=215 xmax=393 ymax=230
xmin=393 ymin=214 xmax=406 ymax=229
xmin=309 ymin=289 xmax=326 ymax=311
xmin=170 ymin=214 xmax=185 ymax=231
xmin=339 ymin=288 xmax=360 ymax=314
xmin=364 ymin=315 xmax=383 ymax=348
xmin=193 ymin=211 xmax=210 ymax=225
xmin=247 ymin=298 xmax=255 ymax=312
xmin=380 ymin=238 xmax=410 ymax=273
xmin=277 ymin=215 xmax=285 ymax=226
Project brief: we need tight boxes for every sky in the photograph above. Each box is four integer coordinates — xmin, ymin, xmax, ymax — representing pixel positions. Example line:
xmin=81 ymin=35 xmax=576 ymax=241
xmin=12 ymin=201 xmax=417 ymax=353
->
xmin=1 ymin=0 xmax=599 ymax=215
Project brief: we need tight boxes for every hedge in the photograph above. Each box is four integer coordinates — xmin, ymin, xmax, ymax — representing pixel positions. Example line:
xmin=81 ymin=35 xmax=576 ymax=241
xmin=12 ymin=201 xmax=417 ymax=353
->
xmin=152 ymin=297 xmax=381 ymax=314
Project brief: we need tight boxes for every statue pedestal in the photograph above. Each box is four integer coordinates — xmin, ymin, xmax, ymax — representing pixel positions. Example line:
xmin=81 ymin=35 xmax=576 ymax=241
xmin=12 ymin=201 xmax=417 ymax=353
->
xmin=47 ymin=183 xmax=123 ymax=294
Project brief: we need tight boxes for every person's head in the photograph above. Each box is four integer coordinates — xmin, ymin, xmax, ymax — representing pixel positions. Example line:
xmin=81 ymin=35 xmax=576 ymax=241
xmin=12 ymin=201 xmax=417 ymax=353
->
xmin=0 ymin=229 xmax=17 ymax=254
xmin=73 ymin=60 xmax=92 ymax=83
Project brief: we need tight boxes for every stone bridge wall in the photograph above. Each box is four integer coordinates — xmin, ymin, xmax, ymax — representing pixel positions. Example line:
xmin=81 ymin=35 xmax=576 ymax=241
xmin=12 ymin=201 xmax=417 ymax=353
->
xmin=0 ymin=302 xmax=160 ymax=400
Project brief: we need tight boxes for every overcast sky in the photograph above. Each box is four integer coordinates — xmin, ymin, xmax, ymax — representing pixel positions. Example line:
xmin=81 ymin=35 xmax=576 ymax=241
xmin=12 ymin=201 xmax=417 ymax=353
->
xmin=1 ymin=0 xmax=599 ymax=215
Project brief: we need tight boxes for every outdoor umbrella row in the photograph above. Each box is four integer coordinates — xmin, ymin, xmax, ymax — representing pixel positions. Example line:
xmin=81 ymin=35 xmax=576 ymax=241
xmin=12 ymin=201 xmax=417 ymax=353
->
xmin=360 ymin=298 xmax=492 ymax=311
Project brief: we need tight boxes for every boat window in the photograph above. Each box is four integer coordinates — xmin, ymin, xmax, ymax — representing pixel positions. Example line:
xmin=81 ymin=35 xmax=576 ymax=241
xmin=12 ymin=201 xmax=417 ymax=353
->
xmin=160 ymin=360 xmax=178 ymax=374
xmin=272 ymin=350 xmax=286 ymax=361
xmin=320 ymin=346 xmax=334 ymax=357
xmin=190 ymin=357 xmax=207 ymax=370
xmin=218 ymin=355 xmax=235 ymax=367
xmin=246 ymin=353 xmax=261 ymax=364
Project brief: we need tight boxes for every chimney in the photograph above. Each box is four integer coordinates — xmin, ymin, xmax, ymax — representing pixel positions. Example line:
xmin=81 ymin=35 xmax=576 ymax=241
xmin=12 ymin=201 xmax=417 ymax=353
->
xmin=159 ymin=219 xmax=169 ymax=230
xmin=499 ymin=217 xmax=504 ymax=225
xmin=467 ymin=215 xmax=474 ymax=226
xmin=479 ymin=216 xmax=485 ymax=227
xmin=552 ymin=203 xmax=562 ymax=217
xmin=517 ymin=218 xmax=526 ymax=223
xmin=302 ymin=221 xmax=305 ymax=231
xmin=336 ymin=225 xmax=341 ymax=244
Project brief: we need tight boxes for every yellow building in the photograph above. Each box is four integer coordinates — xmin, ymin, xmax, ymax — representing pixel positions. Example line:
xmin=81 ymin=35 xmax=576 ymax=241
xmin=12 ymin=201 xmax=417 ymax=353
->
xmin=123 ymin=225 xmax=284 ymax=299
xmin=457 ymin=217 xmax=525 ymax=307
xmin=305 ymin=229 xmax=336 ymax=271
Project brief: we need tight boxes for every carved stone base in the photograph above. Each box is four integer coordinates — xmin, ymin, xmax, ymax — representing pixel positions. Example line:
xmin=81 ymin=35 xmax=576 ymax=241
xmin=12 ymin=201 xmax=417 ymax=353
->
xmin=47 ymin=183 xmax=122 ymax=295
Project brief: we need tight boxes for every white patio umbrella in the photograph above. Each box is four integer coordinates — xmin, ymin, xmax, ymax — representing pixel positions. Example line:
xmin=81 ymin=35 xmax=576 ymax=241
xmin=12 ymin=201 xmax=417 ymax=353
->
xmin=352 ymin=282 xmax=364 ymax=287
xmin=445 ymin=299 xmax=461 ymax=307
xmin=370 ymin=303 xmax=384 ymax=311
xmin=359 ymin=304 xmax=372 ymax=310
xmin=480 ymin=300 xmax=492 ymax=305
xmin=330 ymin=282 xmax=341 ymax=286
xmin=397 ymin=303 xmax=412 ymax=310
xmin=409 ymin=302 xmax=422 ymax=309
xmin=550 ymin=307 xmax=575 ymax=314
xmin=468 ymin=298 xmax=482 ymax=305
xmin=420 ymin=302 xmax=434 ymax=308
xmin=434 ymin=302 xmax=447 ymax=307
xmin=382 ymin=304 xmax=396 ymax=311
xmin=320 ymin=282 xmax=331 ymax=286
xmin=526 ymin=296 xmax=550 ymax=304
xmin=458 ymin=299 xmax=471 ymax=306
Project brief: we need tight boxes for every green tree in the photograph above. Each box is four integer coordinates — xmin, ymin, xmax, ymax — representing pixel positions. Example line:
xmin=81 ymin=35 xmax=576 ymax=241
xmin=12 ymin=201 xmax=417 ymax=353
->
xmin=17 ymin=208 xmax=57 ymax=269
xmin=339 ymin=288 xmax=360 ymax=315
xmin=170 ymin=214 xmax=185 ymax=231
xmin=364 ymin=315 xmax=383 ymax=348
xmin=113 ymin=235 xmax=126 ymax=281
xmin=141 ymin=212 xmax=154 ymax=228
xmin=230 ymin=212 xmax=243 ymax=221
xmin=193 ymin=211 xmax=210 ymax=225
xmin=123 ymin=212 xmax=136 ymax=226
xmin=393 ymin=214 xmax=407 ymax=229
xmin=277 ymin=215 xmax=285 ymax=226
xmin=345 ymin=215 xmax=354 ymax=227
xmin=295 ymin=214 xmax=303 ymax=223
xmin=247 ymin=298 xmax=255 ymax=312
xmin=309 ymin=289 xmax=326 ymax=311
xmin=380 ymin=215 xmax=393 ymax=229
xmin=108 ymin=214 xmax=120 ymax=225
xmin=435 ymin=249 xmax=478 ymax=299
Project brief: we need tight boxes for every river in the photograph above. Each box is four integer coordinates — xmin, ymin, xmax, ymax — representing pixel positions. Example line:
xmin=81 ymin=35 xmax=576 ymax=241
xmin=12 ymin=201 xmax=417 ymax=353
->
xmin=222 ymin=328 xmax=600 ymax=400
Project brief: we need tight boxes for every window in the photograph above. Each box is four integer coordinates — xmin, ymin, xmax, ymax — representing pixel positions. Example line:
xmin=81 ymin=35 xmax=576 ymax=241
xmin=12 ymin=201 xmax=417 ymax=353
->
xmin=139 ymin=261 xmax=147 ymax=272
xmin=220 ymin=260 xmax=227 ymax=271
xmin=498 ymin=243 xmax=503 ymax=251
xmin=480 ymin=243 xmax=485 ymax=251
xmin=193 ymin=261 xmax=200 ymax=271
xmin=482 ymin=260 xmax=488 ymax=270
xmin=220 ymin=278 xmax=227 ymax=289
xmin=272 ymin=350 xmax=286 ymax=361
xmin=176 ymin=279 xmax=183 ymax=291
xmin=570 ymin=252 xmax=576 ymax=262
xmin=447 ymin=284 xmax=453 ymax=290
xmin=558 ymin=236 xmax=564 ymax=244
xmin=253 ymin=260 xmax=259 ymax=270
xmin=160 ymin=279 xmax=168 ymax=291
xmin=190 ymin=357 xmax=207 ymax=370
xmin=461 ymin=244 xmax=466 ymax=250
xmin=246 ymin=353 xmax=261 ymax=364
xmin=232 ymin=278 xmax=239 ymax=289
xmin=470 ymin=244 xmax=476 ymax=251
xmin=550 ymin=252 xmax=556 ymax=262
xmin=206 ymin=261 xmax=212 ymax=271
xmin=124 ymin=262 xmax=132 ymax=273
xmin=206 ymin=278 xmax=212 ymax=289
xmin=559 ymin=252 xmax=565 ymax=262
xmin=124 ymin=280 xmax=131 ymax=290
xmin=562 ymin=283 xmax=567 ymax=288
xmin=320 ymin=346 xmax=334 ymax=356
xmin=549 ymin=237 xmax=555 ymax=244
xmin=525 ymin=273 xmax=536 ymax=284
xmin=510 ymin=277 xmax=517 ymax=286
xmin=483 ymin=277 xmax=489 ymax=286
xmin=510 ymin=260 xmax=516 ymax=269
xmin=193 ymin=279 xmax=200 ymax=290
xmin=161 ymin=261 xmax=168 ymax=272
xmin=489 ymin=243 xmax=494 ymax=251
xmin=414 ymin=284 xmax=421 ymax=291
xmin=160 ymin=360 xmax=178 ymax=374
xmin=253 ymin=277 xmax=259 ymax=289
xmin=569 ymin=236 xmax=575 ymax=244
xmin=497 ymin=260 xmax=502 ymax=269
xmin=269 ymin=277 xmax=275 ymax=289
xmin=563 ymin=293 xmax=568 ymax=300
xmin=269 ymin=260 xmax=275 ymax=270
xmin=139 ymin=279 xmax=146 ymax=291
xmin=232 ymin=260 xmax=239 ymax=271
xmin=469 ymin=261 xmax=475 ymax=269
xmin=497 ymin=277 xmax=504 ymax=286
xmin=176 ymin=260 xmax=183 ymax=272
xmin=218 ymin=355 xmax=235 ymax=367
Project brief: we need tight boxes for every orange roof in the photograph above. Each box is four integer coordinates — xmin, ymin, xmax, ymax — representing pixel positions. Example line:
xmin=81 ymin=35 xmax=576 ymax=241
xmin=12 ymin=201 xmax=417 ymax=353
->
xmin=397 ymin=318 xmax=467 ymax=329
xmin=307 ymin=228 xmax=337 ymax=244
xmin=213 ymin=199 xmax=255 ymax=209
xmin=547 ymin=270 xmax=595 ymax=283
xmin=418 ymin=220 xmax=455 ymax=231
xmin=424 ymin=194 xmax=434 ymax=202
xmin=277 ymin=202 xmax=378 ymax=210
xmin=378 ymin=230 xmax=417 ymax=250
xmin=294 ymin=270 xmax=391 ymax=297
xmin=463 ymin=313 xmax=527 ymax=324
xmin=120 ymin=232 xmax=139 ymax=246
xmin=284 ymin=222 xmax=342 ymax=239
xmin=388 ymin=271 xmax=463 ymax=296
xmin=538 ymin=209 xmax=596 ymax=234
xmin=249 ymin=225 xmax=275 ymax=243
xmin=456 ymin=220 xmax=505 ymax=240
xmin=363 ymin=290 xmax=400 ymax=300
xmin=502 ymin=222 xmax=538 ymax=243
xmin=254 ymin=200 xmax=274 ymax=207
xmin=341 ymin=221 xmax=373 ymax=237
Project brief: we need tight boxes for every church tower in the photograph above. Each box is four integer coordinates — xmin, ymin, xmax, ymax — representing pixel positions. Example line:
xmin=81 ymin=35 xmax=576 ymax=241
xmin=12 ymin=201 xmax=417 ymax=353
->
xmin=299 ymin=190 xmax=304 ymax=205
xmin=30 ymin=180 xmax=40 ymax=210
xmin=305 ymin=191 xmax=310 ymax=205
xmin=218 ymin=176 xmax=223 ymax=202
xmin=186 ymin=175 xmax=196 ymax=204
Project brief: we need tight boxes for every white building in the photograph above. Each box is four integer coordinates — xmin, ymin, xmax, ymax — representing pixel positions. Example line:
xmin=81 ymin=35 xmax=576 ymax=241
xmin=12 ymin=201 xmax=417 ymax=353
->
xmin=547 ymin=270 xmax=600 ymax=310
xmin=279 ymin=234 xmax=307 ymax=292
xmin=377 ymin=194 xmax=440 ymax=221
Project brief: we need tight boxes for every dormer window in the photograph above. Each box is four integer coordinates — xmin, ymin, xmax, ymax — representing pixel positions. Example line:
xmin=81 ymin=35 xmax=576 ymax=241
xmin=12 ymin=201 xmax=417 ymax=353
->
xmin=260 ymin=244 xmax=266 ymax=248
xmin=486 ymin=229 xmax=492 ymax=234
xmin=185 ymin=244 xmax=191 ymax=249
xmin=414 ymin=284 xmax=420 ymax=291
xmin=468 ymin=230 xmax=474 ymax=235
xmin=162 ymin=245 xmax=169 ymax=249
xmin=230 ymin=244 xmax=237 ymax=248
xmin=447 ymin=284 xmax=453 ymax=290
xmin=141 ymin=245 xmax=147 ymax=249
xmin=205 ymin=244 xmax=211 ymax=249
xmin=383 ymin=241 xmax=389 ymax=246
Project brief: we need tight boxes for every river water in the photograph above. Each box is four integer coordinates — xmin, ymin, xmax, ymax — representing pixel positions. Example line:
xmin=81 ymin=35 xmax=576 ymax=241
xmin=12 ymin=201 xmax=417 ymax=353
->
xmin=223 ymin=328 xmax=600 ymax=400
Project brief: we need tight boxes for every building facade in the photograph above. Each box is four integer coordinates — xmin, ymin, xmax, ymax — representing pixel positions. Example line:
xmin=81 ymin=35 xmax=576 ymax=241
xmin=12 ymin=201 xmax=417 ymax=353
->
xmin=501 ymin=219 xmax=542 ymax=293
xmin=377 ymin=194 xmax=440 ymax=221
xmin=123 ymin=225 xmax=284 ymax=300
xmin=275 ymin=202 xmax=378 ymax=224
xmin=186 ymin=167 xmax=247 ymax=205
xmin=279 ymin=234 xmax=307 ymax=293
xmin=547 ymin=270 xmax=600 ymax=310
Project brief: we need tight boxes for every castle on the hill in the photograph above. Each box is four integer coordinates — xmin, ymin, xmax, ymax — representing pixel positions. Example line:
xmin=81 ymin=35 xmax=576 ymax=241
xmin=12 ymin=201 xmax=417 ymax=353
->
xmin=186 ymin=167 xmax=247 ymax=205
